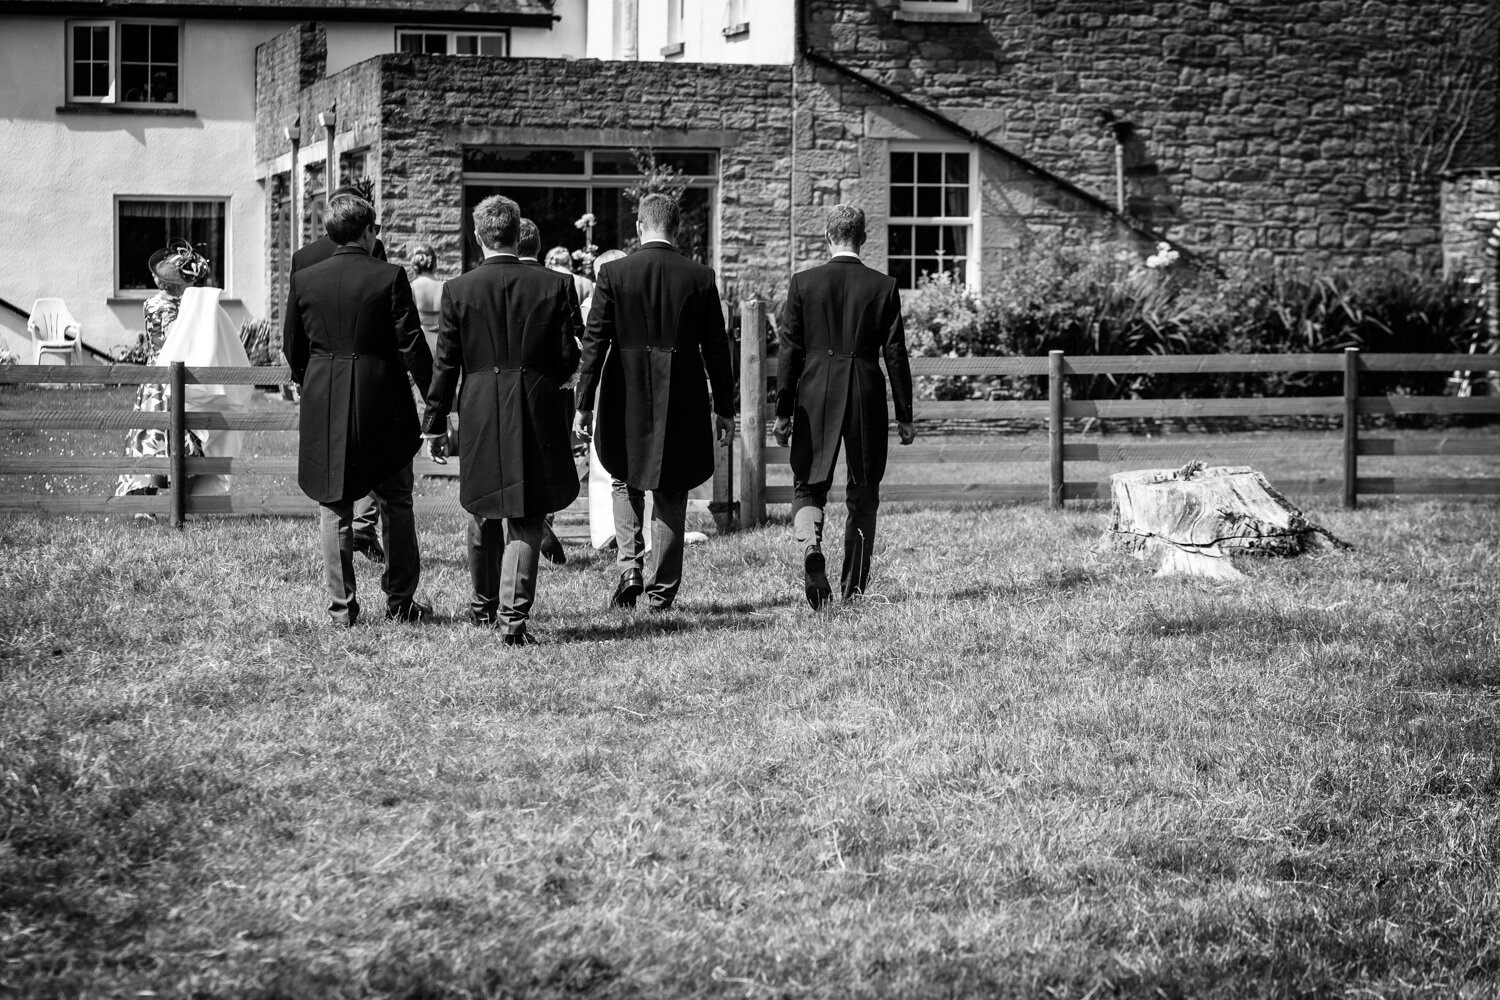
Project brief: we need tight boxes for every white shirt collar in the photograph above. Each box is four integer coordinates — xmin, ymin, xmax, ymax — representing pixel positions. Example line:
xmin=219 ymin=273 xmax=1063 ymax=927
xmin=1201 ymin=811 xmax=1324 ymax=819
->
xmin=831 ymin=250 xmax=862 ymax=261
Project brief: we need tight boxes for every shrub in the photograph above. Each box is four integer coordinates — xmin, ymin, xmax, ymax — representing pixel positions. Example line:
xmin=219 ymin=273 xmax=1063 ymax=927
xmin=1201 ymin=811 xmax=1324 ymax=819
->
xmin=899 ymin=240 xmax=1491 ymax=403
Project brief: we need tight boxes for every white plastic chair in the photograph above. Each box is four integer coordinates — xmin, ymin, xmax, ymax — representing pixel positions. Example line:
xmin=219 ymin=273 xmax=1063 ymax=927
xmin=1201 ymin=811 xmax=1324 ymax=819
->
xmin=27 ymin=298 xmax=81 ymax=364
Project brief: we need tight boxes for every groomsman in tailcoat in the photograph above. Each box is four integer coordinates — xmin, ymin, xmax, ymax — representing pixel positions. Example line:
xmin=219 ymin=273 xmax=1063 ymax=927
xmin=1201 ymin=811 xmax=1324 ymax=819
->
xmin=516 ymin=216 xmax=573 ymax=567
xmin=574 ymin=193 xmax=736 ymax=611
xmin=292 ymin=181 xmax=389 ymax=566
xmin=423 ymin=195 xmax=581 ymax=645
xmin=774 ymin=204 xmax=915 ymax=608
xmin=284 ymin=192 xmax=435 ymax=627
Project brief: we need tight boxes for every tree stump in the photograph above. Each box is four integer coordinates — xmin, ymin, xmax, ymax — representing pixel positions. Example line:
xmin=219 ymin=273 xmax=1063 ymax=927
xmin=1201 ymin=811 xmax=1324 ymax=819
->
xmin=1104 ymin=462 xmax=1349 ymax=579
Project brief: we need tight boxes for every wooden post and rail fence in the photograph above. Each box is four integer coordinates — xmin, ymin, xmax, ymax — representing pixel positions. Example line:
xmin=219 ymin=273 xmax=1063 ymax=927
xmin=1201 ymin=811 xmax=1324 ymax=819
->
xmin=4 ymin=316 xmax=1500 ymax=527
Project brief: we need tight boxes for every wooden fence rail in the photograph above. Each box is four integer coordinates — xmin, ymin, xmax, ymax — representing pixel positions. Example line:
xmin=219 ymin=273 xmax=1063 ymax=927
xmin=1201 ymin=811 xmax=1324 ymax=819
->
xmin=4 ymin=347 xmax=1500 ymax=524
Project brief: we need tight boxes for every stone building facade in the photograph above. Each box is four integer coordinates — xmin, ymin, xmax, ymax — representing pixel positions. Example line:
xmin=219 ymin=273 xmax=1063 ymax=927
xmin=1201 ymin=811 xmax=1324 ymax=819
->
xmin=254 ymin=0 xmax=1499 ymax=329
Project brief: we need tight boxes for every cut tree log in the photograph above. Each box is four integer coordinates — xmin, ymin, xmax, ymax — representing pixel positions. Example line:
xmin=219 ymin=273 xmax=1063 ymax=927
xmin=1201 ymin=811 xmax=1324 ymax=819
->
xmin=1104 ymin=462 xmax=1350 ymax=578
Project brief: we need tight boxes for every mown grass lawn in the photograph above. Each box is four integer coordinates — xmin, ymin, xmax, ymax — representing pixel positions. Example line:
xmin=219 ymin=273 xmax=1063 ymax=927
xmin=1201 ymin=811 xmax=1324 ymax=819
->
xmin=3 ymin=489 xmax=1499 ymax=998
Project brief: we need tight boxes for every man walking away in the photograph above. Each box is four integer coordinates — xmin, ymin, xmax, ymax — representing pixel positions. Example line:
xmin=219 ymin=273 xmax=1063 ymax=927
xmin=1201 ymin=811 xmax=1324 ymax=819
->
xmin=423 ymin=195 xmax=581 ymax=645
xmin=284 ymin=193 xmax=435 ymax=627
xmin=574 ymin=194 xmax=735 ymax=611
xmin=773 ymin=204 xmax=915 ymax=608
xmin=292 ymin=180 xmax=390 ymax=565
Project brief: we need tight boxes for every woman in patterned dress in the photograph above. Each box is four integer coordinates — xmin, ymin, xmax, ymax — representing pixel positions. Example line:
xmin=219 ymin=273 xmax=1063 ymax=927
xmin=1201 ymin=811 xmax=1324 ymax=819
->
xmin=115 ymin=240 xmax=212 ymax=499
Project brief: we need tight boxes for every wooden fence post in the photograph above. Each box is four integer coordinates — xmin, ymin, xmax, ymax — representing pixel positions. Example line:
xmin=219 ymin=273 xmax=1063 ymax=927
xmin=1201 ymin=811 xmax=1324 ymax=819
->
xmin=169 ymin=360 xmax=187 ymax=528
xmin=1343 ymin=347 xmax=1359 ymax=510
xmin=739 ymin=299 xmax=766 ymax=528
xmin=1048 ymin=349 xmax=1065 ymax=509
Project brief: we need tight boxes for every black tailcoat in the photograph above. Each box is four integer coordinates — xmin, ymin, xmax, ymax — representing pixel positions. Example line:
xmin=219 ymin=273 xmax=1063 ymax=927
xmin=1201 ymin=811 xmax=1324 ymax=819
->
xmin=422 ymin=255 xmax=581 ymax=519
xmin=577 ymin=243 xmax=735 ymax=492
xmin=284 ymin=247 xmax=433 ymax=503
xmin=776 ymin=257 xmax=914 ymax=485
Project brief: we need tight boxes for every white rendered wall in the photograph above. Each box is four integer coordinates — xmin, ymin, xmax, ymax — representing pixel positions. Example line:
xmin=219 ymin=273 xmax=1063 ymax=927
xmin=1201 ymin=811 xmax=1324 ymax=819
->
xmin=632 ymin=0 xmax=793 ymax=64
xmin=0 ymin=16 xmax=291 ymax=359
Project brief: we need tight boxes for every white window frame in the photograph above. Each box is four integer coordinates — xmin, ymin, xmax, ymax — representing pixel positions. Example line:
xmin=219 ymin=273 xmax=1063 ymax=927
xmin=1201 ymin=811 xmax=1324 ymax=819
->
xmin=722 ymin=0 xmax=749 ymax=37
xmin=395 ymin=27 xmax=511 ymax=57
xmin=899 ymin=0 xmax=974 ymax=11
xmin=114 ymin=195 xmax=230 ymax=297
xmin=666 ymin=0 xmax=686 ymax=48
xmin=66 ymin=19 xmax=184 ymax=107
xmin=887 ymin=142 xmax=981 ymax=292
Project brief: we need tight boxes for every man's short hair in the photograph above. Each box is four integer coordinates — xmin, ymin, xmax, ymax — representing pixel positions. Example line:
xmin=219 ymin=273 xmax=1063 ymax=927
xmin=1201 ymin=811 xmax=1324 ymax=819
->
xmin=473 ymin=195 xmax=520 ymax=250
xmin=637 ymin=193 xmax=680 ymax=237
xmin=825 ymin=205 xmax=867 ymax=249
xmin=325 ymin=194 xmax=376 ymax=245
xmin=518 ymin=218 xmax=540 ymax=258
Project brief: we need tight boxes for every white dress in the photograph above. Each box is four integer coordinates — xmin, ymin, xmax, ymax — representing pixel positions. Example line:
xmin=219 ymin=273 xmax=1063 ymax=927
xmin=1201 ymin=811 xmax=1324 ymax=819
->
xmin=155 ymin=287 xmax=254 ymax=495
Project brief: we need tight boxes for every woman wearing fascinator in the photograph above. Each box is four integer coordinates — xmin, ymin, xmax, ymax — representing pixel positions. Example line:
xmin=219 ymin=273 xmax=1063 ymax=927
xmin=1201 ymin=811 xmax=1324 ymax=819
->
xmin=115 ymin=240 xmax=252 ymax=508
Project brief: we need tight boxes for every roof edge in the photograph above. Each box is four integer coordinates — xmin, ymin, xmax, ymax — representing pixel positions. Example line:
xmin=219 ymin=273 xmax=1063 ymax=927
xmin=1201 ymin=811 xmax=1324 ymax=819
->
xmin=0 ymin=1 xmax=557 ymax=27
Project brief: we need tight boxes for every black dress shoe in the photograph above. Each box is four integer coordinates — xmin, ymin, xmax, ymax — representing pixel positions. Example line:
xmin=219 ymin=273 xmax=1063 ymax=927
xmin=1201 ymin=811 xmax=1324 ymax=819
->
xmin=540 ymin=525 xmax=567 ymax=565
xmin=611 ymin=569 xmax=644 ymax=608
xmin=804 ymin=547 xmax=832 ymax=609
xmin=354 ymin=536 xmax=386 ymax=565
xmin=387 ymin=599 xmax=433 ymax=623
xmin=502 ymin=628 xmax=537 ymax=647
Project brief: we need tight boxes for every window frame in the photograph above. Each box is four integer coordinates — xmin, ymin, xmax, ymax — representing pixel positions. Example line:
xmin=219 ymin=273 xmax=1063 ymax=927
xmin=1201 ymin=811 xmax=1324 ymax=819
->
xmin=898 ymin=0 xmax=974 ymax=11
xmin=66 ymin=18 xmax=184 ymax=108
xmin=395 ymin=27 xmax=511 ymax=57
xmin=460 ymin=146 xmax=720 ymax=273
xmin=886 ymin=142 xmax=981 ymax=293
xmin=113 ymin=195 xmax=230 ymax=297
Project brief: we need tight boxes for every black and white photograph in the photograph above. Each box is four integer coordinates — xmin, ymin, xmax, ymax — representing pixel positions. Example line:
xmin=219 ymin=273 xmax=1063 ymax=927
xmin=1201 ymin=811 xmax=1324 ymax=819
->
xmin=2 ymin=0 xmax=1498 ymax=995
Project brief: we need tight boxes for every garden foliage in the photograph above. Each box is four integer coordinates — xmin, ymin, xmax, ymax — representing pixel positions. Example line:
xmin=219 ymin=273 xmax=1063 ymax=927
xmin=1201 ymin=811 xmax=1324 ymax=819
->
xmin=902 ymin=241 xmax=1492 ymax=402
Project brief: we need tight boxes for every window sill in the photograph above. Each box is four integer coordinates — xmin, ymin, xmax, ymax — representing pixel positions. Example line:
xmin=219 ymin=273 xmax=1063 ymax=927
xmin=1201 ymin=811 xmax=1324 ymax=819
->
xmin=722 ymin=22 xmax=750 ymax=38
xmin=109 ymin=296 xmax=241 ymax=305
xmin=660 ymin=42 xmax=685 ymax=57
xmin=57 ymin=104 xmax=197 ymax=117
xmin=892 ymin=10 xmax=983 ymax=23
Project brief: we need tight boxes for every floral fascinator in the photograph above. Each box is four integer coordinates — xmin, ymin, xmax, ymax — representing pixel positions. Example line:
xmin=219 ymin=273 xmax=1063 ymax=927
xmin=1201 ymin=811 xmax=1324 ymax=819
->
xmin=149 ymin=238 xmax=212 ymax=287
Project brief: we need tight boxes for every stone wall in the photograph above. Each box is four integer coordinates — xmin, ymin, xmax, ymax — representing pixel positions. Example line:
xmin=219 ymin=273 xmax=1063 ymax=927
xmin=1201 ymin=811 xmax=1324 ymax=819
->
xmin=253 ymin=23 xmax=327 ymax=164
xmin=375 ymin=54 xmax=797 ymax=299
xmin=1441 ymin=170 xmax=1500 ymax=342
xmin=808 ymin=0 xmax=1500 ymax=269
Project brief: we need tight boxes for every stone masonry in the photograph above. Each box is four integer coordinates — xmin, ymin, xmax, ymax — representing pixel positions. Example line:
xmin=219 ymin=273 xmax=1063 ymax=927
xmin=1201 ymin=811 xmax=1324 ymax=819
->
xmin=806 ymin=0 xmax=1499 ymax=269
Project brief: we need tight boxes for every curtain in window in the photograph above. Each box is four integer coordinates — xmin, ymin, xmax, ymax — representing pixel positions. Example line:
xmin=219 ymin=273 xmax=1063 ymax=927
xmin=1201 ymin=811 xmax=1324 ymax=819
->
xmin=118 ymin=200 xmax=226 ymax=290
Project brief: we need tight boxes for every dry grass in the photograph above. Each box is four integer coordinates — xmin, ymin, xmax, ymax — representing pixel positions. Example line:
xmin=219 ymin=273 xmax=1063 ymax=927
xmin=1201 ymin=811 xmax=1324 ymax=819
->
xmin=3 ymin=487 xmax=1500 ymax=998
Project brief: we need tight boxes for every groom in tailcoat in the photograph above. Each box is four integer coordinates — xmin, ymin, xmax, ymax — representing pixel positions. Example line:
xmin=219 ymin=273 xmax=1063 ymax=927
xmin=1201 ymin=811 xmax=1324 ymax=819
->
xmin=774 ymin=204 xmax=915 ymax=608
xmin=423 ymin=195 xmax=581 ymax=645
xmin=284 ymin=193 xmax=434 ymax=626
xmin=574 ymin=193 xmax=736 ymax=611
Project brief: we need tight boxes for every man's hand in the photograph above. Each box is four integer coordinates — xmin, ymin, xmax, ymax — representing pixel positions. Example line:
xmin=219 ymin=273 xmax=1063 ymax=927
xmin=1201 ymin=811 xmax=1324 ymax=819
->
xmin=573 ymin=409 xmax=594 ymax=442
xmin=715 ymin=414 xmax=735 ymax=446
xmin=425 ymin=433 xmax=449 ymax=464
xmin=897 ymin=421 xmax=916 ymax=445
xmin=773 ymin=416 xmax=791 ymax=447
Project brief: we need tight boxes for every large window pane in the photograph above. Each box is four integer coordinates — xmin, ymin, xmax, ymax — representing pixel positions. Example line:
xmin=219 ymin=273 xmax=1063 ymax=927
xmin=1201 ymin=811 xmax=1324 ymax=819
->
xmin=120 ymin=23 xmax=148 ymax=62
xmin=119 ymin=22 xmax=178 ymax=103
xmin=461 ymin=185 xmax=588 ymax=271
xmin=71 ymin=24 xmax=112 ymax=99
xmin=117 ymin=199 xmax=227 ymax=291
xmin=464 ymin=147 xmax=585 ymax=175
